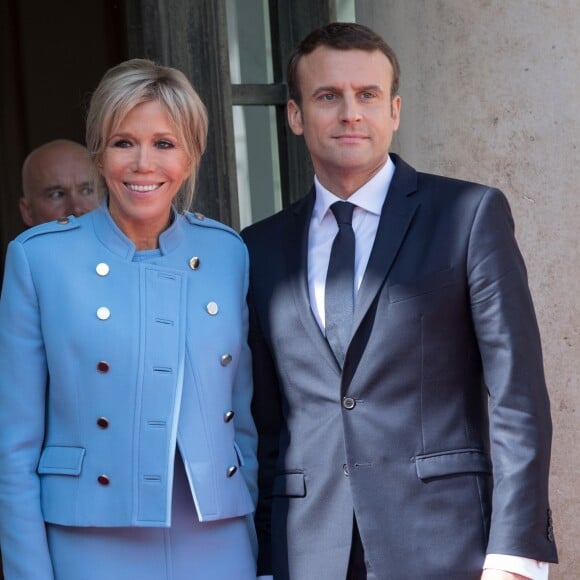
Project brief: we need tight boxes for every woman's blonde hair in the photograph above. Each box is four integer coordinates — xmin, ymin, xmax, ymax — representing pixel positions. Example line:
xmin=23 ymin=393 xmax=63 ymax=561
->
xmin=86 ymin=58 xmax=208 ymax=213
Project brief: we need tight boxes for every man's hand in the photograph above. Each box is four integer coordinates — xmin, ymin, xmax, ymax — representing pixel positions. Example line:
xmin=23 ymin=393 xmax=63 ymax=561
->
xmin=482 ymin=571 xmax=530 ymax=580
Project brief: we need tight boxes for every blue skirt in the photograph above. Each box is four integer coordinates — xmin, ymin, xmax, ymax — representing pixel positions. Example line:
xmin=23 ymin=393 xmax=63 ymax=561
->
xmin=46 ymin=453 xmax=256 ymax=579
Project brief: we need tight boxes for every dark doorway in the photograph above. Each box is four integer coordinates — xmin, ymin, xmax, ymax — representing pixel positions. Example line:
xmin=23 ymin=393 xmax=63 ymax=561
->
xmin=0 ymin=0 xmax=127 ymax=278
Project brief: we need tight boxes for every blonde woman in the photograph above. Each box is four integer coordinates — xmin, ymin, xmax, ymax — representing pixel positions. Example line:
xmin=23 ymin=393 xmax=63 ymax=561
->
xmin=0 ymin=59 xmax=258 ymax=579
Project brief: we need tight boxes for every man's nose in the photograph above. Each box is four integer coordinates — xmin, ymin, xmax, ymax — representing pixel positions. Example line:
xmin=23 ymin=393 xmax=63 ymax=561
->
xmin=339 ymin=96 xmax=362 ymax=123
xmin=67 ymin=193 xmax=98 ymax=217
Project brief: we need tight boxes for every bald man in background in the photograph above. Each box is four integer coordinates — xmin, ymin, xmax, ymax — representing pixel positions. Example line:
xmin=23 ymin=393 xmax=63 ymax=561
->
xmin=19 ymin=139 xmax=100 ymax=226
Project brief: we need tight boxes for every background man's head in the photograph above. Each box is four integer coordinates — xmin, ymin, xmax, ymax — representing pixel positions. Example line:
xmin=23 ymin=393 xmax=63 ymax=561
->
xmin=20 ymin=139 xmax=100 ymax=226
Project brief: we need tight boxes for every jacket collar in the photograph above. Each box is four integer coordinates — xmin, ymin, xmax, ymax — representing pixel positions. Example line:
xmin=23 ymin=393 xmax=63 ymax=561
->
xmin=91 ymin=197 xmax=185 ymax=260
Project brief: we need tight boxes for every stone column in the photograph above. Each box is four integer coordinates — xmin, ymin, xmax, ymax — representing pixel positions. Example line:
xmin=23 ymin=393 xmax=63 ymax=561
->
xmin=357 ymin=1 xmax=579 ymax=576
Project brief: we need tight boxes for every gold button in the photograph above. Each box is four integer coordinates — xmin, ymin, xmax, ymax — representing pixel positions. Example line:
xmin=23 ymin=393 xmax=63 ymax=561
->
xmin=96 ymin=262 xmax=110 ymax=276
xmin=189 ymin=257 xmax=200 ymax=270
xmin=206 ymin=302 xmax=219 ymax=315
xmin=96 ymin=307 xmax=111 ymax=320
xmin=224 ymin=410 xmax=235 ymax=423
xmin=220 ymin=354 xmax=232 ymax=366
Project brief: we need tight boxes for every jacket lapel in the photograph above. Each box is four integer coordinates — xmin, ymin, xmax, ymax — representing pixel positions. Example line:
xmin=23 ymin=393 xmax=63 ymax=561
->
xmin=285 ymin=190 xmax=340 ymax=370
xmin=351 ymin=155 xmax=420 ymax=337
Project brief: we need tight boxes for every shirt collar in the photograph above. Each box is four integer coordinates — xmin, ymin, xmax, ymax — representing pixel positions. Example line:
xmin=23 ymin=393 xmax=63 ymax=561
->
xmin=312 ymin=155 xmax=396 ymax=224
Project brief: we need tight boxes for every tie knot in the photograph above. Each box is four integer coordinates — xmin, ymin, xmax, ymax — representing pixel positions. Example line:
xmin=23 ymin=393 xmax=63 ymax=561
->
xmin=330 ymin=201 xmax=355 ymax=226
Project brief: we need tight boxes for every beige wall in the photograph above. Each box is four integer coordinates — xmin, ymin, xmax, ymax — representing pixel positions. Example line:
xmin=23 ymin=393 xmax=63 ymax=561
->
xmin=356 ymin=1 xmax=579 ymax=576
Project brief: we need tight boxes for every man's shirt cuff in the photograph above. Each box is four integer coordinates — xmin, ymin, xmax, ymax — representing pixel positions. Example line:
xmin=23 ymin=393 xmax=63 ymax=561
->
xmin=484 ymin=554 xmax=549 ymax=579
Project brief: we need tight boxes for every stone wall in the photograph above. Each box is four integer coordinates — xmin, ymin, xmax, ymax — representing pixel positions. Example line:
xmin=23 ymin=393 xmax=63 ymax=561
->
xmin=356 ymin=1 xmax=579 ymax=576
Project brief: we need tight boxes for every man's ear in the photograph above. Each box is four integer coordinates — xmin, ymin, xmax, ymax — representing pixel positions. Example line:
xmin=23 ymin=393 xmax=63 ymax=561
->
xmin=287 ymin=100 xmax=304 ymax=136
xmin=19 ymin=197 xmax=34 ymax=227
xmin=391 ymin=95 xmax=402 ymax=131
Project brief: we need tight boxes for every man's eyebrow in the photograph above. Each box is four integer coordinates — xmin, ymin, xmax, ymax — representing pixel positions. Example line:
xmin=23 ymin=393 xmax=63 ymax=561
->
xmin=41 ymin=184 xmax=66 ymax=192
xmin=311 ymin=84 xmax=385 ymax=95
xmin=311 ymin=85 xmax=339 ymax=95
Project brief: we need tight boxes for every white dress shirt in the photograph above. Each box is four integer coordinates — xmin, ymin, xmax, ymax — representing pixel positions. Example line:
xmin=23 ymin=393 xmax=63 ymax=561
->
xmin=307 ymin=156 xmax=395 ymax=330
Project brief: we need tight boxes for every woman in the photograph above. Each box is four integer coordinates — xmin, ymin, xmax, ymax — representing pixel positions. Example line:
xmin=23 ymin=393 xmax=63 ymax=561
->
xmin=0 ymin=59 xmax=258 ymax=579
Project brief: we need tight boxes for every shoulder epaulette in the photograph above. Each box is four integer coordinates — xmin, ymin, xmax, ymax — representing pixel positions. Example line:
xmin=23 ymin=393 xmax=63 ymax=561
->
xmin=15 ymin=215 xmax=81 ymax=243
xmin=185 ymin=211 xmax=242 ymax=242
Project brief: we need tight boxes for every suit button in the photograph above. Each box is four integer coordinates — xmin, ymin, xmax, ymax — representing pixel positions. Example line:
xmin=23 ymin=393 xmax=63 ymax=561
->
xmin=95 ymin=262 xmax=110 ymax=276
xmin=189 ymin=256 xmax=200 ymax=270
xmin=343 ymin=397 xmax=356 ymax=410
xmin=97 ymin=361 xmax=110 ymax=373
xmin=220 ymin=354 xmax=233 ymax=367
xmin=343 ymin=464 xmax=349 ymax=476
xmin=98 ymin=474 xmax=110 ymax=485
xmin=206 ymin=301 xmax=219 ymax=315
xmin=57 ymin=217 xmax=69 ymax=224
xmin=224 ymin=410 xmax=235 ymax=423
xmin=97 ymin=417 xmax=110 ymax=429
xmin=226 ymin=466 xmax=237 ymax=478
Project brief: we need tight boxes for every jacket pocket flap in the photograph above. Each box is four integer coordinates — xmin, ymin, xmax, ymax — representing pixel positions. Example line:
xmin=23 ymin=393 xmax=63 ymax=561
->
xmin=37 ymin=446 xmax=86 ymax=476
xmin=271 ymin=472 xmax=306 ymax=498
xmin=388 ymin=267 xmax=456 ymax=303
xmin=414 ymin=449 xmax=491 ymax=480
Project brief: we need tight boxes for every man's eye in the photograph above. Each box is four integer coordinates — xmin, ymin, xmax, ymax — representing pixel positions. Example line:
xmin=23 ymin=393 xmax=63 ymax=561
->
xmin=322 ymin=94 xmax=336 ymax=101
xmin=47 ymin=190 xmax=65 ymax=200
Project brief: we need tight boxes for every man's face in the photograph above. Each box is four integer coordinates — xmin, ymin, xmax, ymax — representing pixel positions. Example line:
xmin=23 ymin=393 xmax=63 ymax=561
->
xmin=20 ymin=144 xmax=99 ymax=226
xmin=287 ymin=47 xmax=401 ymax=197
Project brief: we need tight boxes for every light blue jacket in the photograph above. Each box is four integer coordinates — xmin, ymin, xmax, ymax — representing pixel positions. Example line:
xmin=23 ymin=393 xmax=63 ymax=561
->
xmin=0 ymin=202 xmax=258 ymax=578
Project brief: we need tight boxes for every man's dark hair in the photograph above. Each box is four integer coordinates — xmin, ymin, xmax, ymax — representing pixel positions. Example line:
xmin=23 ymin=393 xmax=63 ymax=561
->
xmin=287 ymin=22 xmax=400 ymax=105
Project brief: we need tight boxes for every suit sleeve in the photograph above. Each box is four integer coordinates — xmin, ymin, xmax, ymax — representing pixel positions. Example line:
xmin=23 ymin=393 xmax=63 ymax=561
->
xmin=467 ymin=188 xmax=557 ymax=562
xmin=245 ymin=264 xmax=284 ymax=577
xmin=0 ymin=241 xmax=55 ymax=579
xmin=232 ymin=243 xmax=259 ymax=507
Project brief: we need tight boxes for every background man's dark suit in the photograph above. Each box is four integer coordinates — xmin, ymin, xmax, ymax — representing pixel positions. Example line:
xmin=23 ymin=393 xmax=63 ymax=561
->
xmin=242 ymin=154 xmax=557 ymax=579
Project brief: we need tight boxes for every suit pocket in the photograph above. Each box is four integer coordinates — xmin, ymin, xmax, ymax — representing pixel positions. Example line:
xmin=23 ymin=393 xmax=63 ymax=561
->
xmin=37 ymin=446 xmax=86 ymax=476
xmin=270 ymin=471 xmax=306 ymax=498
xmin=413 ymin=448 xmax=491 ymax=481
xmin=388 ymin=267 xmax=456 ymax=303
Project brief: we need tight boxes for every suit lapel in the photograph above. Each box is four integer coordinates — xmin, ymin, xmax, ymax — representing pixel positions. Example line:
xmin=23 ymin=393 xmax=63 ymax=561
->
xmin=352 ymin=156 xmax=420 ymax=336
xmin=285 ymin=190 xmax=339 ymax=370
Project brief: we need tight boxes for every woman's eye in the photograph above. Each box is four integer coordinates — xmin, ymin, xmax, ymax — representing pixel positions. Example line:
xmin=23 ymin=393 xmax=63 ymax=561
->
xmin=155 ymin=140 xmax=174 ymax=149
xmin=113 ymin=139 xmax=132 ymax=148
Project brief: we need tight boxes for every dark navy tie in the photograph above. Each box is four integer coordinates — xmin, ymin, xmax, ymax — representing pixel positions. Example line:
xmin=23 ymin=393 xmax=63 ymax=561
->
xmin=325 ymin=201 xmax=356 ymax=366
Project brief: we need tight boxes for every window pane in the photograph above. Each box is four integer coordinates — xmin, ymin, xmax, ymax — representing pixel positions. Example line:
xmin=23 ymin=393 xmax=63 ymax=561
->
xmin=336 ymin=0 xmax=356 ymax=22
xmin=233 ymin=105 xmax=281 ymax=229
xmin=226 ymin=0 xmax=272 ymax=84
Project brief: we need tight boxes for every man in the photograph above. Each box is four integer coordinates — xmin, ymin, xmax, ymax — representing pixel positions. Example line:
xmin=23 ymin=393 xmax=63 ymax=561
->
xmin=20 ymin=139 xmax=99 ymax=226
xmin=242 ymin=23 xmax=557 ymax=580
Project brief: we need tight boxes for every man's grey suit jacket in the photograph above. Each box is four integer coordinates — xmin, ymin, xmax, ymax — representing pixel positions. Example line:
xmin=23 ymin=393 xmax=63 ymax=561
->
xmin=242 ymin=154 xmax=557 ymax=580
